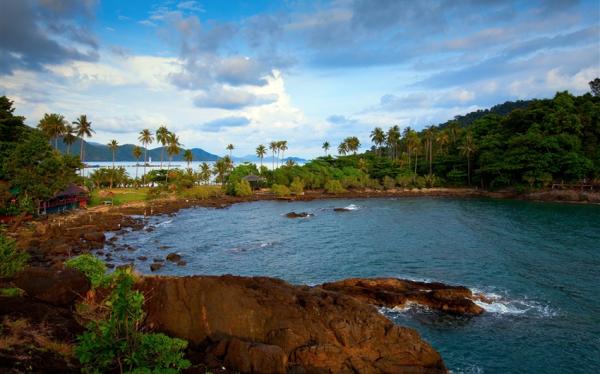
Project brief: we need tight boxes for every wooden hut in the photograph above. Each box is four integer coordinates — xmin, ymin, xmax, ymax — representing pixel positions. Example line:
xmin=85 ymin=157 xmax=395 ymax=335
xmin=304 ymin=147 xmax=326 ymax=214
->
xmin=242 ymin=175 xmax=265 ymax=190
xmin=39 ymin=185 xmax=89 ymax=215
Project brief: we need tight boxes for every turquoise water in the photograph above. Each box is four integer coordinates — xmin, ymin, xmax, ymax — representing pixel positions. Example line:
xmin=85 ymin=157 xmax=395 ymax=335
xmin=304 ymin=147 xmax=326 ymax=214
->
xmin=114 ymin=198 xmax=600 ymax=373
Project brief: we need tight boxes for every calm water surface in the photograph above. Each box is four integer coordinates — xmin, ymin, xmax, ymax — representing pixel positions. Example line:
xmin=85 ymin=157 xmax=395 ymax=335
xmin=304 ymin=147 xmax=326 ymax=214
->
xmin=113 ymin=197 xmax=600 ymax=373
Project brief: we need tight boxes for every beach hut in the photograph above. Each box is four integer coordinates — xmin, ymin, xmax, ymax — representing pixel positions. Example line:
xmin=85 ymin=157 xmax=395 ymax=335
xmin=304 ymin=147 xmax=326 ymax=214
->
xmin=39 ymin=185 xmax=90 ymax=215
xmin=242 ymin=175 xmax=265 ymax=190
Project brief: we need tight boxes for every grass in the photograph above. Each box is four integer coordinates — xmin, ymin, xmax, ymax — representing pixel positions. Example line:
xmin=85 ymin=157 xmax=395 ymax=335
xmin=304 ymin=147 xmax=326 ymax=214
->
xmin=0 ymin=317 xmax=74 ymax=359
xmin=0 ymin=287 xmax=24 ymax=297
xmin=89 ymin=188 xmax=149 ymax=207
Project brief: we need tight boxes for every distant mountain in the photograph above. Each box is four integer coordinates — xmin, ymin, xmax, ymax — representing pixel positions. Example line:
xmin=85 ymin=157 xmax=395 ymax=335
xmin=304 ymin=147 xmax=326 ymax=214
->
xmin=232 ymin=154 xmax=307 ymax=163
xmin=438 ymin=99 xmax=536 ymax=129
xmin=55 ymin=139 xmax=219 ymax=162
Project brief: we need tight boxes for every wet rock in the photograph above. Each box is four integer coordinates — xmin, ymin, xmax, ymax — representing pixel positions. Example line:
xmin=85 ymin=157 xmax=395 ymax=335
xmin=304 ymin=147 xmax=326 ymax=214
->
xmin=176 ymin=260 xmax=187 ymax=267
xmin=82 ymin=232 xmax=105 ymax=243
xmin=285 ymin=212 xmax=312 ymax=218
xmin=333 ymin=207 xmax=351 ymax=212
xmin=150 ymin=263 xmax=163 ymax=272
xmin=137 ymin=256 xmax=148 ymax=261
xmin=140 ymin=275 xmax=446 ymax=373
xmin=14 ymin=267 xmax=90 ymax=306
xmin=159 ymin=245 xmax=171 ymax=250
xmin=153 ymin=258 xmax=164 ymax=262
xmin=106 ymin=263 xmax=115 ymax=269
xmin=320 ymin=278 xmax=484 ymax=315
xmin=145 ymin=226 xmax=155 ymax=232
xmin=166 ymin=253 xmax=181 ymax=262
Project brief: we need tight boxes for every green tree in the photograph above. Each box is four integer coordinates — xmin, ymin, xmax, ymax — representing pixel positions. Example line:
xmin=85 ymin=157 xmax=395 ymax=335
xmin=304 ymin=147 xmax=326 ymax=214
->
xmin=322 ymin=141 xmax=330 ymax=156
xmin=73 ymin=114 xmax=94 ymax=175
xmin=184 ymin=149 xmax=193 ymax=171
xmin=256 ymin=144 xmax=267 ymax=168
xmin=107 ymin=140 xmax=119 ymax=188
xmin=269 ymin=141 xmax=278 ymax=169
xmin=132 ymin=146 xmax=142 ymax=184
xmin=279 ymin=140 xmax=288 ymax=164
xmin=199 ymin=162 xmax=211 ymax=184
xmin=370 ymin=127 xmax=386 ymax=156
xmin=386 ymin=125 xmax=401 ymax=160
xmin=213 ymin=156 xmax=232 ymax=184
xmin=63 ymin=124 xmax=77 ymax=154
xmin=166 ymin=132 xmax=181 ymax=183
xmin=38 ymin=113 xmax=66 ymax=149
xmin=138 ymin=129 xmax=154 ymax=186
xmin=226 ymin=143 xmax=234 ymax=158
xmin=589 ymin=77 xmax=600 ymax=97
xmin=156 ymin=125 xmax=169 ymax=168
xmin=459 ymin=132 xmax=477 ymax=185
xmin=338 ymin=141 xmax=348 ymax=155
xmin=344 ymin=136 xmax=360 ymax=155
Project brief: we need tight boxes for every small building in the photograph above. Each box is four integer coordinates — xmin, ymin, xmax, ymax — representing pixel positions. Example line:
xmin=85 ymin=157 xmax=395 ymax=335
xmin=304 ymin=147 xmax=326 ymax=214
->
xmin=242 ymin=174 xmax=265 ymax=190
xmin=39 ymin=185 xmax=90 ymax=215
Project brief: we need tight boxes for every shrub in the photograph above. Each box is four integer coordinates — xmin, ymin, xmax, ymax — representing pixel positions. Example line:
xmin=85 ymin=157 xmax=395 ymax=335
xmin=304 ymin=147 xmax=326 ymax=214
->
xmin=0 ymin=235 xmax=28 ymax=278
xmin=65 ymin=254 xmax=109 ymax=289
xmin=324 ymin=179 xmax=345 ymax=194
xmin=179 ymin=186 xmax=223 ymax=200
xmin=0 ymin=287 xmax=24 ymax=297
xmin=383 ymin=176 xmax=396 ymax=190
xmin=271 ymin=184 xmax=291 ymax=197
xmin=234 ymin=179 xmax=252 ymax=197
xmin=414 ymin=176 xmax=426 ymax=189
xmin=75 ymin=267 xmax=190 ymax=373
xmin=289 ymin=177 xmax=304 ymax=195
xmin=395 ymin=174 xmax=414 ymax=188
xmin=424 ymin=174 xmax=438 ymax=188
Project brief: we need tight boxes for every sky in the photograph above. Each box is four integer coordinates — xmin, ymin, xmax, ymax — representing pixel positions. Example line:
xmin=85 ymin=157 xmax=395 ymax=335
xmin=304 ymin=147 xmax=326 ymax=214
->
xmin=1 ymin=0 xmax=599 ymax=158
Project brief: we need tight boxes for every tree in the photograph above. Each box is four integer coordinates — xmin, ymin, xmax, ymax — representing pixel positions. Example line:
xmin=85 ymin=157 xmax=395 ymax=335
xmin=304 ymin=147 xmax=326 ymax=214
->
xmin=322 ymin=141 xmax=330 ymax=156
xmin=338 ymin=141 xmax=348 ymax=155
xmin=184 ymin=149 xmax=193 ymax=171
xmin=279 ymin=141 xmax=288 ymax=164
xmin=269 ymin=141 xmax=278 ymax=169
xmin=107 ymin=140 xmax=119 ymax=188
xmin=138 ymin=129 xmax=154 ymax=186
xmin=256 ymin=144 xmax=267 ymax=168
xmin=436 ymin=130 xmax=450 ymax=155
xmin=370 ymin=127 xmax=386 ymax=156
xmin=226 ymin=144 xmax=234 ymax=158
xmin=423 ymin=126 xmax=436 ymax=175
xmin=459 ymin=132 xmax=477 ymax=185
xmin=166 ymin=133 xmax=181 ymax=183
xmin=132 ymin=146 xmax=142 ymax=185
xmin=156 ymin=126 xmax=169 ymax=168
xmin=73 ymin=115 xmax=94 ymax=176
xmin=344 ymin=137 xmax=360 ymax=155
xmin=589 ymin=78 xmax=600 ymax=97
xmin=199 ymin=162 xmax=211 ymax=184
xmin=63 ymin=125 xmax=77 ymax=154
xmin=213 ymin=156 xmax=232 ymax=184
xmin=447 ymin=121 xmax=460 ymax=144
xmin=38 ymin=113 xmax=66 ymax=149
xmin=386 ymin=125 xmax=401 ymax=160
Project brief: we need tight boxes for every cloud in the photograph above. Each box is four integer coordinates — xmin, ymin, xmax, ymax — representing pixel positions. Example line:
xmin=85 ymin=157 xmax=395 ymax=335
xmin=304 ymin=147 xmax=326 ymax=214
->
xmin=193 ymin=85 xmax=277 ymax=109
xmin=0 ymin=0 xmax=99 ymax=75
xmin=202 ymin=116 xmax=251 ymax=132
xmin=327 ymin=115 xmax=357 ymax=125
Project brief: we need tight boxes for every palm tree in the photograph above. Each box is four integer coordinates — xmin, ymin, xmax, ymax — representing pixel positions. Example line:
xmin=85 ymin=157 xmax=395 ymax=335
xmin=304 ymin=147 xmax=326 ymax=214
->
xmin=138 ymin=129 xmax=154 ymax=186
xmin=38 ymin=113 xmax=67 ymax=149
xmin=133 ymin=145 xmax=142 ymax=186
xmin=338 ymin=141 xmax=348 ymax=155
xmin=436 ymin=130 xmax=450 ymax=155
xmin=226 ymin=144 xmax=234 ymax=158
xmin=459 ymin=132 xmax=477 ymax=185
xmin=184 ymin=149 xmax=193 ymax=171
xmin=279 ymin=141 xmax=288 ymax=164
xmin=447 ymin=121 xmax=460 ymax=144
xmin=322 ymin=141 xmax=330 ymax=156
xmin=107 ymin=139 xmax=119 ymax=188
xmin=62 ymin=125 xmax=77 ymax=154
xmin=386 ymin=125 xmax=400 ymax=160
xmin=256 ymin=145 xmax=267 ymax=168
xmin=213 ymin=156 xmax=232 ymax=184
xmin=156 ymin=125 xmax=169 ymax=168
xmin=269 ymin=141 xmax=278 ymax=169
xmin=74 ymin=114 xmax=94 ymax=175
xmin=166 ymin=132 xmax=181 ymax=183
xmin=370 ymin=127 xmax=386 ymax=156
xmin=199 ymin=162 xmax=211 ymax=185
xmin=423 ymin=126 xmax=436 ymax=175
xmin=345 ymin=136 xmax=360 ymax=155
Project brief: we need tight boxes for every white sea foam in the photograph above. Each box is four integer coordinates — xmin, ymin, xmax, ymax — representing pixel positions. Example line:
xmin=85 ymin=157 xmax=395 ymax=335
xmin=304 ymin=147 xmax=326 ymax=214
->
xmin=471 ymin=289 xmax=557 ymax=317
xmin=344 ymin=204 xmax=359 ymax=210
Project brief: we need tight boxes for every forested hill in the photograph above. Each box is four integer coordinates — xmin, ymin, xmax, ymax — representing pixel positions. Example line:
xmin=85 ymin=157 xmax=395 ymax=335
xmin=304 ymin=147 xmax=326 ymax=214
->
xmin=438 ymin=99 xmax=536 ymax=129
xmin=55 ymin=140 xmax=220 ymax=162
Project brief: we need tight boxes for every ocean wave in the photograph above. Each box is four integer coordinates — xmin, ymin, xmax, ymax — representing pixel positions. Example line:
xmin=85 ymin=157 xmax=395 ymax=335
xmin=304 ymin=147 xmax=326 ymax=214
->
xmin=344 ymin=204 xmax=359 ymax=210
xmin=472 ymin=289 xmax=557 ymax=317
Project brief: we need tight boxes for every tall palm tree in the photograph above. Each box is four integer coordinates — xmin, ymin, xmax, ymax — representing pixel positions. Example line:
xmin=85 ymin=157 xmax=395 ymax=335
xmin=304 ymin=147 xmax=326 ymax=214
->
xmin=386 ymin=125 xmax=400 ymax=160
xmin=345 ymin=136 xmax=360 ymax=155
xmin=322 ymin=141 xmax=330 ymax=156
xmin=459 ymin=132 xmax=477 ymax=185
xmin=62 ymin=125 xmax=77 ymax=154
xmin=447 ymin=121 xmax=460 ymax=144
xmin=436 ymin=130 xmax=450 ymax=155
xmin=256 ymin=144 xmax=267 ymax=168
xmin=156 ymin=125 xmax=169 ymax=168
xmin=38 ymin=113 xmax=67 ymax=149
xmin=269 ymin=141 xmax=278 ymax=169
xmin=184 ymin=149 xmax=193 ymax=171
xmin=279 ymin=141 xmax=288 ymax=164
xmin=423 ymin=126 xmax=436 ymax=175
xmin=166 ymin=132 xmax=181 ymax=183
xmin=138 ymin=129 xmax=154 ymax=186
xmin=370 ymin=127 xmax=386 ymax=156
xmin=213 ymin=156 xmax=232 ymax=184
xmin=199 ymin=162 xmax=211 ymax=185
xmin=338 ymin=141 xmax=348 ymax=155
xmin=226 ymin=144 xmax=234 ymax=158
xmin=74 ymin=114 xmax=94 ymax=175
xmin=133 ymin=145 xmax=142 ymax=186
xmin=107 ymin=139 xmax=119 ymax=188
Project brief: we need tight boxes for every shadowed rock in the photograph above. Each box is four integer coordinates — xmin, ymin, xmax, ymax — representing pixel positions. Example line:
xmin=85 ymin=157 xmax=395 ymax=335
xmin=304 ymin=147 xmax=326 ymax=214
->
xmin=14 ymin=267 xmax=90 ymax=306
xmin=139 ymin=275 xmax=447 ymax=373
xmin=320 ymin=278 xmax=485 ymax=315
xmin=285 ymin=212 xmax=312 ymax=218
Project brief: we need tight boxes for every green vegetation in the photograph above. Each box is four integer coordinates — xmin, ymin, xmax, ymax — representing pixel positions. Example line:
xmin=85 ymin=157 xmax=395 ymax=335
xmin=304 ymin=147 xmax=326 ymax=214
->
xmin=75 ymin=266 xmax=190 ymax=373
xmin=271 ymin=184 xmax=291 ymax=197
xmin=0 ymin=287 xmax=24 ymax=297
xmin=65 ymin=254 xmax=109 ymax=288
xmin=89 ymin=188 xmax=149 ymax=206
xmin=0 ymin=234 xmax=28 ymax=278
xmin=234 ymin=179 xmax=252 ymax=197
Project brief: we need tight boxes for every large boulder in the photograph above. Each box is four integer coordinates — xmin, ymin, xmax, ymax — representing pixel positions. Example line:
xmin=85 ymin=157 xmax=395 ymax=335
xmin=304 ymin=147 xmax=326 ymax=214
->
xmin=285 ymin=212 xmax=312 ymax=218
xmin=139 ymin=275 xmax=446 ymax=373
xmin=319 ymin=278 xmax=484 ymax=315
xmin=82 ymin=231 xmax=106 ymax=243
xmin=15 ymin=267 xmax=90 ymax=306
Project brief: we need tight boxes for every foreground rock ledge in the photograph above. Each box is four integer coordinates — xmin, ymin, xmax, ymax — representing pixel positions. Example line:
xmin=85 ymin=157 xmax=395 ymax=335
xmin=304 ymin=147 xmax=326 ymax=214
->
xmin=320 ymin=278 xmax=485 ymax=315
xmin=140 ymin=275 xmax=447 ymax=373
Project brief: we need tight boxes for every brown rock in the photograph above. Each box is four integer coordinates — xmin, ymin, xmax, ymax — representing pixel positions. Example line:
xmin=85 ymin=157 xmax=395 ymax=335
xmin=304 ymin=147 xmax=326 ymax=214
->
xmin=14 ymin=267 xmax=90 ymax=306
xmin=166 ymin=253 xmax=182 ymax=262
xmin=320 ymin=278 xmax=484 ymax=315
xmin=176 ymin=260 xmax=187 ymax=267
xmin=139 ymin=275 xmax=446 ymax=373
xmin=137 ymin=256 xmax=148 ymax=261
xmin=82 ymin=231 xmax=105 ymax=243
xmin=150 ymin=263 xmax=163 ymax=272
xmin=285 ymin=212 xmax=312 ymax=218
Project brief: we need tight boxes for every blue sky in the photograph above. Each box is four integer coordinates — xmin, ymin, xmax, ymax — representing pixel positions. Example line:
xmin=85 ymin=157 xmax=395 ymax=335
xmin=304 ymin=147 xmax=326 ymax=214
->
xmin=1 ymin=0 xmax=599 ymax=157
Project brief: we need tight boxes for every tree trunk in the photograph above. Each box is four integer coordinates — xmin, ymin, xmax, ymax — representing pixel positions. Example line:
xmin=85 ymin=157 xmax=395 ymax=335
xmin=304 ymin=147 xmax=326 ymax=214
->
xmin=467 ymin=157 xmax=471 ymax=185
xmin=143 ymin=149 xmax=147 ymax=187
